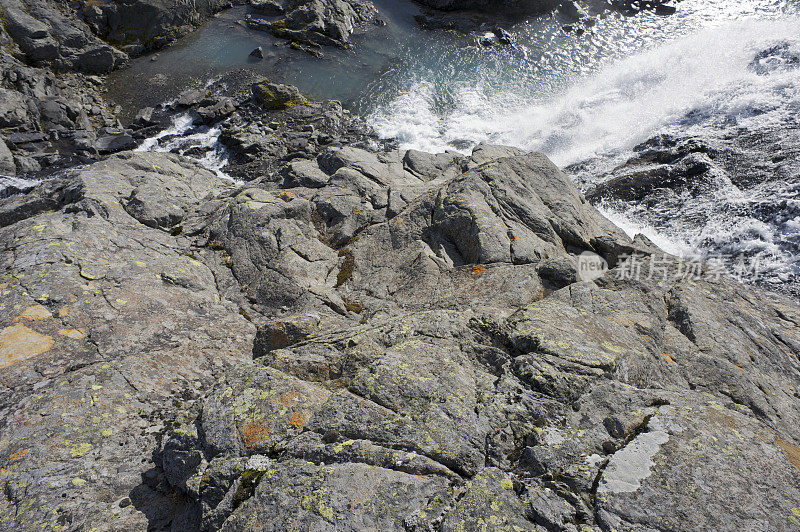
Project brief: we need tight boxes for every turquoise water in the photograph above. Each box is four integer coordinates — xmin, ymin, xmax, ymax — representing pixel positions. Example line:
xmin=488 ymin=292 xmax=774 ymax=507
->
xmin=105 ymin=1 xmax=429 ymax=117
xmin=107 ymin=0 xmax=800 ymax=122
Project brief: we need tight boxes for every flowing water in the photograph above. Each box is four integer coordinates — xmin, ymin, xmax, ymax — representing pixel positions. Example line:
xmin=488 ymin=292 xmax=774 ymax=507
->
xmin=104 ymin=0 xmax=800 ymax=292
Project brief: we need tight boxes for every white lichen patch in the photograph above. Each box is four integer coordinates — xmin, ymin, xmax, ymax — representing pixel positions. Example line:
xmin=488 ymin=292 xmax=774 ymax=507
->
xmin=542 ymin=428 xmax=565 ymax=446
xmin=245 ymin=454 xmax=273 ymax=471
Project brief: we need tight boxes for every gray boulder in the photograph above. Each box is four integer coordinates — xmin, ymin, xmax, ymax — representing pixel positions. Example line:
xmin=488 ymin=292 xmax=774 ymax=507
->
xmin=0 ymin=88 xmax=32 ymax=129
xmin=251 ymin=81 xmax=309 ymax=110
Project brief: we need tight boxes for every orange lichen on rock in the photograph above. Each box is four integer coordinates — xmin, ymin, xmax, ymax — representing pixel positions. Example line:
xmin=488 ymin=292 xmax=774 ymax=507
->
xmin=241 ymin=420 xmax=271 ymax=450
xmin=776 ymin=437 xmax=800 ymax=473
xmin=279 ymin=390 xmax=300 ymax=406
xmin=58 ymin=328 xmax=87 ymax=339
xmin=0 ymin=324 xmax=54 ymax=368
xmin=662 ymin=352 xmax=676 ymax=364
xmin=8 ymin=449 xmax=29 ymax=461
xmin=473 ymin=264 xmax=486 ymax=275
xmin=277 ymin=190 xmax=296 ymax=202
xmin=289 ymin=410 xmax=309 ymax=429
xmin=16 ymin=304 xmax=52 ymax=321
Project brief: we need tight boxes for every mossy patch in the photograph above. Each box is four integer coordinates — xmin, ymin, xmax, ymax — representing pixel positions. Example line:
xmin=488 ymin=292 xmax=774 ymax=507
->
xmin=343 ymin=298 xmax=364 ymax=314
xmin=232 ymin=469 xmax=264 ymax=510
xmin=336 ymin=249 xmax=355 ymax=287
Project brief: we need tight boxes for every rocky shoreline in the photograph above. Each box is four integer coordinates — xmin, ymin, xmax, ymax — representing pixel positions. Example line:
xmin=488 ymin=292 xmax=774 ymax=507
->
xmin=2 ymin=0 xmax=799 ymax=531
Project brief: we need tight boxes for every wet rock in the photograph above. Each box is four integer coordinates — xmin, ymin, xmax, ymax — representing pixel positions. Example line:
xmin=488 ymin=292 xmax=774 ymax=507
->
xmin=204 ymin=77 xmax=377 ymax=180
xmin=249 ymin=46 xmax=264 ymax=59
xmin=176 ymin=88 xmax=209 ymax=108
xmin=579 ymin=125 xmax=800 ymax=295
xmin=558 ymin=0 xmax=587 ymax=22
xmin=494 ymin=26 xmax=514 ymax=45
xmin=750 ymin=42 xmax=800 ymax=75
xmin=654 ymin=2 xmax=677 ymax=15
xmin=134 ymin=107 xmax=156 ymax=126
xmin=194 ymin=97 xmax=237 ymax=124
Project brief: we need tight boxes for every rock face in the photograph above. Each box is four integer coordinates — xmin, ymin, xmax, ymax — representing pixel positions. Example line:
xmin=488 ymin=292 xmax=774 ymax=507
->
xmin=0 ymin=0 xmax=254 ymax=185
xmin=0 ymin=0 xmax=126 ymax=73
xmin=0 ymin=0 xmax=231 ymax=181
xmin=0 ymin=51 xmax=123 ymax=177
xmin=79 ymin=0 xmax=235 ymax=56
xmin=159 ymin=75 xmax=381 ymax=181
xmin=1 ymin=130 xmax=799 ymax=530
xmin=0 ymin=152 xmax=254 ymax=529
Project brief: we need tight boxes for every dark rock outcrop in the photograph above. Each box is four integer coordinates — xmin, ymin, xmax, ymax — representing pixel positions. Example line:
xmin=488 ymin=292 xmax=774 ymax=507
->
xmin=246 ymin=0 xmax=378 ymax=48
xmin=0 ymin=47 xmax=123 ymax=176
xmin=0 ymin=0 xmax=242 ymax=181
xmin=1 ymin=0 xmax=126 ymax=73
xmin=579 ymin=122 xmax=800 ymax=295
xmin=79 ymin=0 xmax=235 ymax=57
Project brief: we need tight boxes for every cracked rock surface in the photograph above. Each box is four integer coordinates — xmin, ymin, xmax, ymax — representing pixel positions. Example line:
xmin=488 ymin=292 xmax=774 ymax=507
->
xmin=0 ymin=142 xmax=799 ymax=530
